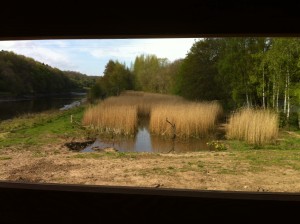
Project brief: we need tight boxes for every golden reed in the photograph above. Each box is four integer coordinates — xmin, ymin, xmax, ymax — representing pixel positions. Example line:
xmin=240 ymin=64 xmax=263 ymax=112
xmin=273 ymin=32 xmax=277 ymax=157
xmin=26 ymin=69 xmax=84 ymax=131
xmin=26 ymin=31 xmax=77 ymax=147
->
xmin=226 ymin=108 xmax=279 ymax=145
xmin=82 ymin=91 xmax=222 ymax=137
xmin=149 ymin=102 xmax=223 ymax=138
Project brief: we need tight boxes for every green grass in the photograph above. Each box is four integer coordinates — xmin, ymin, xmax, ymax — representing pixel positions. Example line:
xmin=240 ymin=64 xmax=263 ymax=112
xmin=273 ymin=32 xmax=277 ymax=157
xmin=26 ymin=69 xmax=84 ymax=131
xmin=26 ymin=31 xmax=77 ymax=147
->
xmin=139 ymin=167 xmax=177 ymax=176
xmin=71 ymin=153 xmax=105 ymax=159
xmin=32 ymin=150 xmax=48 ymax=158
xmin=226 ymin=131 xmax=300 ymax=151
xmin=70 ymin=151 xmax=141 ymax=159
xmin=217 ymin=168 xmax=237 ymax=175
xmin=0 ymin=106 xmax=86 ymax=149
xmin=236 ymin=150 xmax=300 ymax=171
xmin=0 ymin=156 xmax=12 ymax=160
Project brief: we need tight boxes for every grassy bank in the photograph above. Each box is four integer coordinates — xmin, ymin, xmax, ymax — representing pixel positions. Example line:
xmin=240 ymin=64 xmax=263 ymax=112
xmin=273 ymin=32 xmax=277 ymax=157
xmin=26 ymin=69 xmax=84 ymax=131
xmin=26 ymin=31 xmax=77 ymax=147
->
xmin=0 ymin=106 xmax=86 ymax=150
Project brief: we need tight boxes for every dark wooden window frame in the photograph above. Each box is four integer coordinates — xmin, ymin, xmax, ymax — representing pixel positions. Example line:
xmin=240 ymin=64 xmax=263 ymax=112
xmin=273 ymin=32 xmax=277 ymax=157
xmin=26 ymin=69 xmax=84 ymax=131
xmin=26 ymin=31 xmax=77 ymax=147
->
xmin=1 ymin=3 xmax=300 ymax=222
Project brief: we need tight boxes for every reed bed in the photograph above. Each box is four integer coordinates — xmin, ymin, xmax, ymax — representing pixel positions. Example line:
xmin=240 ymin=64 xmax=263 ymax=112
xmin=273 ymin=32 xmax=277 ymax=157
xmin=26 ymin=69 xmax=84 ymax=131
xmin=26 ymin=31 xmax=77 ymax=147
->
xmin=149 ymin=102 xmax=223 ymax=138
xmin=103 ymin=91 xmax=184 ymax=116
xmin=226 ymin=108 xmax=279 ymax=145
xmin=82 ymin=91 xmax=222 ymax=138
xmin=82 ymin=104 xmax=137 ymax=135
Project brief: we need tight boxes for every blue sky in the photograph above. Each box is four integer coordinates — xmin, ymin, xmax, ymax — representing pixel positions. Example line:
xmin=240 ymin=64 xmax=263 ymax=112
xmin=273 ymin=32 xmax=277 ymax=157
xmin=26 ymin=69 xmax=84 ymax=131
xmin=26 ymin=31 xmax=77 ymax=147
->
xmin=0 ymin=39 xmax=197 ymax=76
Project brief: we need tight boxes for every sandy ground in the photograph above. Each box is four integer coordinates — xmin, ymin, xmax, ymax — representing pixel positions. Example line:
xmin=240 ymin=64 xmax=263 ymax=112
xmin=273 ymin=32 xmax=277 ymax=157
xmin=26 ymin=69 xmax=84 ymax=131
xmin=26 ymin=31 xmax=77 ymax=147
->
xmin=1 ymin=144 xmax=300 ymax=193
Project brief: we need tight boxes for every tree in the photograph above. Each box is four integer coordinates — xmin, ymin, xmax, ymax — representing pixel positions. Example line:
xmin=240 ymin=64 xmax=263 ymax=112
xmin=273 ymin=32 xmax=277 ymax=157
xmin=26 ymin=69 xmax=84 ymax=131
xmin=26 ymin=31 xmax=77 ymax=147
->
xmin=266 ymin=38 xmax=300 ymax=121
xmin=89 ymin=60 xmax=134 ymax=100
xmin=133 ymin=54 xmax=161 ymax=92
xmin=175 ymin=38 xmax=229 ymax=104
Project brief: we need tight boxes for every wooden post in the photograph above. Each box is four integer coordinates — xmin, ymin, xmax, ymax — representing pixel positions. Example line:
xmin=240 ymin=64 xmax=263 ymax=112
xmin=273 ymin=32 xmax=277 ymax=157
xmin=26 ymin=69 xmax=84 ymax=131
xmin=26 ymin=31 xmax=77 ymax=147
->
xmin=71 ymin=115 xmax=73 ymax=123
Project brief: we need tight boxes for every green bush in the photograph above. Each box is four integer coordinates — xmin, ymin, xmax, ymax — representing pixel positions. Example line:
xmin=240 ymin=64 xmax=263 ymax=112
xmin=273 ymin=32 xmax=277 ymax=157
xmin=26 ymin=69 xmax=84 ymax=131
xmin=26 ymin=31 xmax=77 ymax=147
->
xmin=207 ymin=141 xmax=227 ymax=151
xmin=280 ymin=112 xmax=299 ymax=130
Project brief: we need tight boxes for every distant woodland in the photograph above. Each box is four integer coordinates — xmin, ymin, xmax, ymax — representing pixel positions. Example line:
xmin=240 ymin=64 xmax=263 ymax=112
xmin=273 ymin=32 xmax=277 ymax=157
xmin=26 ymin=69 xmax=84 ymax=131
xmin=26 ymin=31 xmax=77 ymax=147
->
xmin=0 ymin=51 xmax=97 ymax=96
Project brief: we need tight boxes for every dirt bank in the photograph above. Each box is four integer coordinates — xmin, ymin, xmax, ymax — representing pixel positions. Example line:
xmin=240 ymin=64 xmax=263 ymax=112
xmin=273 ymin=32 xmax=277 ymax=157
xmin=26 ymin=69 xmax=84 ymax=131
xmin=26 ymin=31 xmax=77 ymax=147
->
xmin=1 ymin=145 xmax=300 ymax=192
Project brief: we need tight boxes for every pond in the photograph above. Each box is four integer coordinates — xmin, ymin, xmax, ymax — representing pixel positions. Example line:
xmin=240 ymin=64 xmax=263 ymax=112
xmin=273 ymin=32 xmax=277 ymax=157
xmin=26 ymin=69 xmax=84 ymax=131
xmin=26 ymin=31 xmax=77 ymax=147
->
xmin=82 ymin=118 xmax=216 ymax=153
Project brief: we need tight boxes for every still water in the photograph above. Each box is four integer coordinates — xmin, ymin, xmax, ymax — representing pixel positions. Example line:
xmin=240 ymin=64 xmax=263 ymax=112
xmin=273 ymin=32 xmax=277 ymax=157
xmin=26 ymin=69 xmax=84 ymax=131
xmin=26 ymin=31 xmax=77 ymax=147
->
xmin=82 ymin=119 xmax=213 ymax=153
xmin=0 ymin=95 xmax=85 ymax=121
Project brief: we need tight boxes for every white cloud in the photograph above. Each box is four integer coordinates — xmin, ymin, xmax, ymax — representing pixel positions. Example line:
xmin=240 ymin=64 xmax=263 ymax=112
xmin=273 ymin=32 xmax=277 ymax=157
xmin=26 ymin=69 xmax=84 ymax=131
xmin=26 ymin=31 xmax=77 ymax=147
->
xmin=89 ymin=49 xmax=105 ymax=58
xmin=132 ymin=38 xmax=196 ymax=61
xmin=0 ymin=38 xmax=197 ymax=75
xmin=82 ymin=38 xmax=197 ymax=61
xmin=0 ymin=40 xmax=76 ymax=70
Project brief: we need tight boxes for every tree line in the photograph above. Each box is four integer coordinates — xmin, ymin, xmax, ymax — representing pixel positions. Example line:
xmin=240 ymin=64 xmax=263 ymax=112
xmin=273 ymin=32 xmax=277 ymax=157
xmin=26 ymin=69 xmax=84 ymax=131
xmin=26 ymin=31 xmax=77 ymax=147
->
xmin=0 ymin=51 xmax=97 ymax=96
xmin=176 ymin=38 xmax=300 ymax=126
xmin=89 ymin=55 xmax=182 ymax=99
xmin=90 ymin=38 xmax=300 ymax=127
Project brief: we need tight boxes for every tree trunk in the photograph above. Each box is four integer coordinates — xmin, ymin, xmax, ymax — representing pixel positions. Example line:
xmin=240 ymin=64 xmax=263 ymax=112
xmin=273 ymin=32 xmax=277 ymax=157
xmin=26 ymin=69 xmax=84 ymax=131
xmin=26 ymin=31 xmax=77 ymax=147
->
xmin=298 ymin=112 xmax=300 ymax=129
xmin=246 ymin=92 xmax=249 ymax=107
xmin=262 ymin=66 xmax=265 ymax=109
xmin=245 ymin=80 xmax=250 ymax=107
xmin=287 ymin=69 xmax=290 ymax=121
xmin=272 ymin=76 xmax=275 ymax=109
xmin=268 ymin=79 xmax=271 ymax=108
xmin=284 ymin=72 xmax=288 ymax=114
xmin=276 ymin=87 xmax=279 ymax=112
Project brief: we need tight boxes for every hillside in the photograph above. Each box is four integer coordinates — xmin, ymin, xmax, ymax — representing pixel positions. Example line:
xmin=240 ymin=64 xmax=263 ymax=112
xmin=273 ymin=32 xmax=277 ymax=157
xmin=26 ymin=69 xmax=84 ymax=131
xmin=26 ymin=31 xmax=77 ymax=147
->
xmin=0 ymin=51 xmax=97 ymax=97
xmin=63 ymin=71 xmax=98 ymax=91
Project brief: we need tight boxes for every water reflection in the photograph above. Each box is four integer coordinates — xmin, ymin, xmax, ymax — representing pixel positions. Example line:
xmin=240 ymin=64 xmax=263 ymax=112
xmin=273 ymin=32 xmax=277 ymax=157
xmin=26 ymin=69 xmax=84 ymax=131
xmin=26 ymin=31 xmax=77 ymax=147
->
xmin=134 ymin=127 xmax=152 ymax=152
xmin=82 ymin=127 xmax=213 ymax=153
xmin=0 ymin=95 xmax=84 ymax=121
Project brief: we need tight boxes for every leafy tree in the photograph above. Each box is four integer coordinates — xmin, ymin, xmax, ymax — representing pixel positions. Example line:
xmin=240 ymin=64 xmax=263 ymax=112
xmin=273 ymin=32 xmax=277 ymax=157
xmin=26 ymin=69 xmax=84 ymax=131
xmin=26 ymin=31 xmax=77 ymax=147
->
xmin=133 ymin=54 xmax=161 ymax=92
xmin=172 ymin=37 xmax=300 ymax=120
xmin=133 ymin=54 xmax=180 ymax=93
xmin=175 ymin=38 xmax=229 ymax=103
xmin=265 ymin=38 xmax=300 ymax=122
xmin=88 ymin=60 xmax=134 ymax=100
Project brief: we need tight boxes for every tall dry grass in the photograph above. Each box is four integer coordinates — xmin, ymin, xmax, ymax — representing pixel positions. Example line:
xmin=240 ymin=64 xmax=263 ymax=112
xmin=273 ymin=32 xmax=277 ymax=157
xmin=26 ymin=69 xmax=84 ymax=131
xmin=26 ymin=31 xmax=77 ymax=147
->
xmin=149 ymin=102 xmax=223 ymax=138
xmin=102 ymin=91 xmax=184 ymax=116
xmin=82 ymin=91 xmax=181 ymax=135
xmin=82 ymin=91 xmax=223 ymax=138
xmin=82 ymin=103 xmax=137 ymax=135
xmin=226 ymin=108 xmax=279 ymax=145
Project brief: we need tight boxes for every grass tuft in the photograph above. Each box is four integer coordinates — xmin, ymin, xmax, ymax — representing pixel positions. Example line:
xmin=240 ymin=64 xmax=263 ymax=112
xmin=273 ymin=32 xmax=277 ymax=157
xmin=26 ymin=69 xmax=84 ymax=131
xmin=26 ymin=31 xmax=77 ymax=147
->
xmin=226 ymin=108 xmax=279 ymax=145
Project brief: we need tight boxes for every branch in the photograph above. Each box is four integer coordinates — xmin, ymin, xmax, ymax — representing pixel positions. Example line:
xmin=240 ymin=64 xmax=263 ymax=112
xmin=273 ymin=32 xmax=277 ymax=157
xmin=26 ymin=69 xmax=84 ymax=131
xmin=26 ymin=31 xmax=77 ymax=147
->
xmin=166 ymin=118 xmax=176 ymax=140
xmin=166 ymin=118 xmax=175 ymax=128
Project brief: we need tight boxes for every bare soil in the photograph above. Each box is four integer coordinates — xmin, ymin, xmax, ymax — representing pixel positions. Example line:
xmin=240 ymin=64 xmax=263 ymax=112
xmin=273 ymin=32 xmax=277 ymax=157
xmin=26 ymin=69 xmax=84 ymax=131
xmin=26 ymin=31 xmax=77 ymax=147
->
xmin=1 ymin=144 xmax=300 ymax=193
